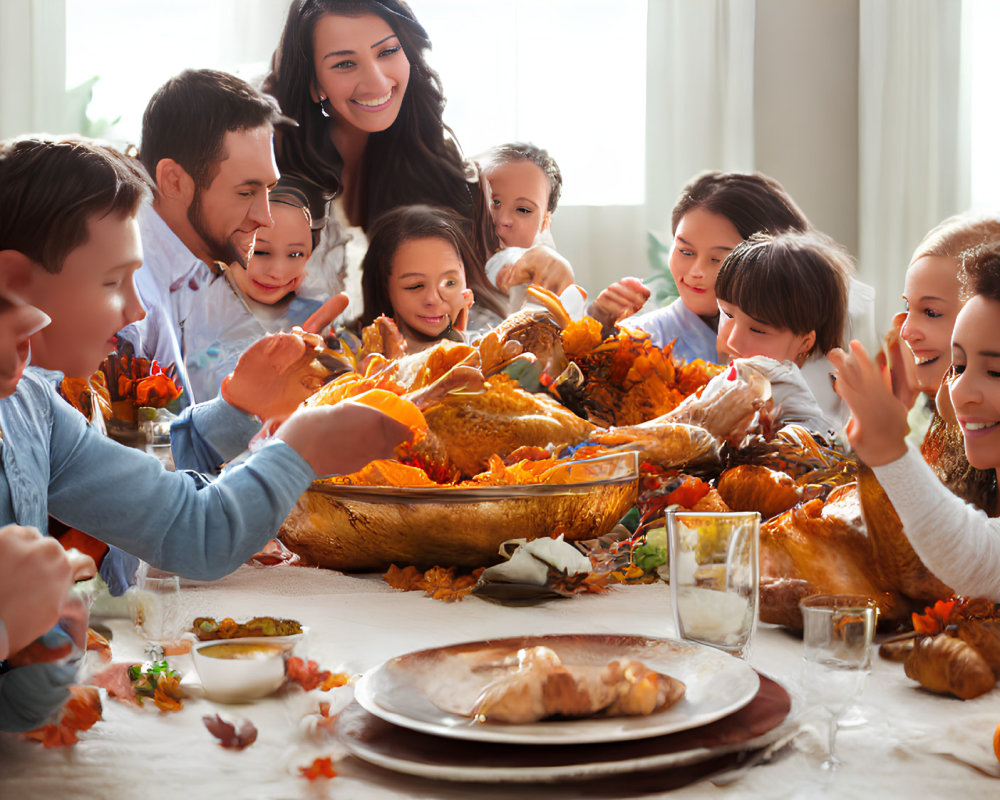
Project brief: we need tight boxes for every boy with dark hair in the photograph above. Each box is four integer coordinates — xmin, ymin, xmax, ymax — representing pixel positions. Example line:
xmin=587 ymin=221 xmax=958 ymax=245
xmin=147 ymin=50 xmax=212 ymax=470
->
xmin=122 ymin=69 xmax=290 ymax=402
xmin=0 ymin=135 xmax=411 ymax=732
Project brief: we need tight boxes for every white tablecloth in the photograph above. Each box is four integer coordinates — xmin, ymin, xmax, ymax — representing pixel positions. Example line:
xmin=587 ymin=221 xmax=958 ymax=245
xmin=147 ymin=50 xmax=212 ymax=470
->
xmin=1 ymin=565 xmax=998 ymax=800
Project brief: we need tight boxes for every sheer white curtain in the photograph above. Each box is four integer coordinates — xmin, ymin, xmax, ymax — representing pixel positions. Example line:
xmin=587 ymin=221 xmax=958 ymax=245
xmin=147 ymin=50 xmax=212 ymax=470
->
xmin=0 ymin=0 xmax=67 ymax=138
xmin=858 ymin=0 xmax=968 ymax=330
xmin=644 ymin=0 xmax=756 ymax=234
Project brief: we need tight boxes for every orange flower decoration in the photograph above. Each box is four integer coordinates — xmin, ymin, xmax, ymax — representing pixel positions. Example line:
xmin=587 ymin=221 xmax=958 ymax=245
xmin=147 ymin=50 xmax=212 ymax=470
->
xmin=912 ymin=598 xmax=959 ymax=636
xmin=299 ymin=756 xmax=338 ymax=781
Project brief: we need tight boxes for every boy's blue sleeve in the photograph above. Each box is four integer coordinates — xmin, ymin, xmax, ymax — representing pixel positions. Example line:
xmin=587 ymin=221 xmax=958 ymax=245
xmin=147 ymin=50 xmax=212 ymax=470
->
xmin=0 ymin=625 xmax=78 ymax=733
xmin=169 ymin=395 xmax=260 ymax=474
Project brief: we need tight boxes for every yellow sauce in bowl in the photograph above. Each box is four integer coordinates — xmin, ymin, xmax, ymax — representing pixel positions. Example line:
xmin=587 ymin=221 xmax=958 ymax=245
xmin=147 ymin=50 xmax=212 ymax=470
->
xmin=198 ymin=642 xmax=284 ymax=660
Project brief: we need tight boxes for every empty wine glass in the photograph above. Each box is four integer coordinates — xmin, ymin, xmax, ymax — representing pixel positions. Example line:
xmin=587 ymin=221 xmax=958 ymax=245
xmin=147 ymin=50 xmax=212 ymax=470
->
xmin=799 ymin=594 xmax=877 ymax=771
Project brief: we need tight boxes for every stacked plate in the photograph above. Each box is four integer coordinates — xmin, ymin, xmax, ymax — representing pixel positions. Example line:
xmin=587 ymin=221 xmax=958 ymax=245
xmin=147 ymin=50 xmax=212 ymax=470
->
xmin=336 ymin=633 xmax=796 ymax=787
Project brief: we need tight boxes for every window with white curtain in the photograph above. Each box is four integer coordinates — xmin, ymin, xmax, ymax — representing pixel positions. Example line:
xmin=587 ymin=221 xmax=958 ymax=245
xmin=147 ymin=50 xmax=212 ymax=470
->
xmin=409 ymin=0 xmax=647 ymax=206
xmin=964 ymin=0 xmax=1000 ymax=210
xmin=66 ymin=0 xmax=646 ymax=207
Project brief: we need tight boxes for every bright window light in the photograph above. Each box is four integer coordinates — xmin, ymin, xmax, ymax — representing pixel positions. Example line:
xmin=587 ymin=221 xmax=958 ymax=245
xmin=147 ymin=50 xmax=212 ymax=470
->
xmin=966 ymin=0 xmax=1000 ymax=210
xmin=66 ymin=0 xmax=646 ymax=207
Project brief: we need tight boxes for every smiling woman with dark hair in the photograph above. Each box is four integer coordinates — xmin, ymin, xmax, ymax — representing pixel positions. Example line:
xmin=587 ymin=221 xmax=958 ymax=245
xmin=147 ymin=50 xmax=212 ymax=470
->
xmin=264 ymin=0 xmax=513 ymax=324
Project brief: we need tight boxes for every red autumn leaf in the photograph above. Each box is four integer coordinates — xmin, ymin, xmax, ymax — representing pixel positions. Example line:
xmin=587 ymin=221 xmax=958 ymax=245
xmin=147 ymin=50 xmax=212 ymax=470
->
xmin=202 ymin=714 xmax=258 ymax=749
xmin=286 ymin=656 xmax=331 ymax=691
xmin=299 ymin=756 xmax=337 ymax=781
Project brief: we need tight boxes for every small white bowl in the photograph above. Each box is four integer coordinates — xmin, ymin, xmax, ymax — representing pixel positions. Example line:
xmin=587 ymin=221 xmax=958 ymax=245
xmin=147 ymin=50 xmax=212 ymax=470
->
xmin=192 ymin=638 xmax=289 ymax=703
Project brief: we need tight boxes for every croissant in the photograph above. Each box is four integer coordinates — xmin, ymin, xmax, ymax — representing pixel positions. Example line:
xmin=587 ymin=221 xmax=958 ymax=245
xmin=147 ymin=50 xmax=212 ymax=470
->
xmin=717 ymin=465 xmax=802 ymax=520
xmin=957 ymin=620 xmax=1000 ymax=678
xmin=470 ymin=646 xmax=686 ymax=723
xmin=904 ymin=634 xmax=996 ymax=700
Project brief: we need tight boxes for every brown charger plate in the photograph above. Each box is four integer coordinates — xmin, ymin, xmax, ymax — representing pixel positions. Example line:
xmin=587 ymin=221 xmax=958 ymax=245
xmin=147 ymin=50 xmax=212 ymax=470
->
xmin=336 ymin=672 xmax=794 ymax=785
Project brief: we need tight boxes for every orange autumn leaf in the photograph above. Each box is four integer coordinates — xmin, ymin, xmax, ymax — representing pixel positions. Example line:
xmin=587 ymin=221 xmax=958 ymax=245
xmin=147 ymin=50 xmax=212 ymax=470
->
xmin=86 ymin=628 xmax=112 ymax=663
xmin=23 ymin=686 xmax=102 ymax=748
xmin=319 ymin=672 xmax=351 ymax=691
xmin=299 ymin=756 xmax=338 ymax=781
xmin=287 ymin=656 xmax=334 ymax=691
xmin=384 ymin=564 xmax=426 ymax=592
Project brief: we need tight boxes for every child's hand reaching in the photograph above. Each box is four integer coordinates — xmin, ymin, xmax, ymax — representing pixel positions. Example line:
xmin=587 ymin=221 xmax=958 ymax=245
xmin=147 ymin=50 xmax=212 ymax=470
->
xmin=496 ymin=245 xmax=574 ymax=295
xmin=829 ymin=340 xmax=910 ymax=466
xmin=273 ymin=402 xmax=415 ymax=477
xmin=222 ymin=332 xmax=329 ymax=423
xmin=301 ymin=293 xmax=349 ymax=338
xmin=452 ymin=289 xmax=475 ymax=332
xmin=588 ymin=277 xmax=650 ymax=328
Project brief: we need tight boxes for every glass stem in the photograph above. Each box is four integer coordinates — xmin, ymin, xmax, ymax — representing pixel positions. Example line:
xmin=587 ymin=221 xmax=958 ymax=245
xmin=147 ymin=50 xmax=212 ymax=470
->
xmin=827 ymin=714 xmax=839 ymax=760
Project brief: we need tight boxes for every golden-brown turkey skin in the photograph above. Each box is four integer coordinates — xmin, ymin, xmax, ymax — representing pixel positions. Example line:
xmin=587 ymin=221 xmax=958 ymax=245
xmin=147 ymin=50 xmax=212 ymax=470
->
xmin=855 ymin=461 xmax=954 ymax=603
xmin=421 ymin=374 xmax=595 ymax=477
xmin=759 ymin=486 xmax=908 ymax=628
xmin=717 ymin=465 xmax=802 ymax=520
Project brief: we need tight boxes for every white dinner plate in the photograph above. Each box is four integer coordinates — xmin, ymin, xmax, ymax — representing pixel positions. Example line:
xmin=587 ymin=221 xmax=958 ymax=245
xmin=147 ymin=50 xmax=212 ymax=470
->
xmin=353 ymin=633 xmax=760 ymax=745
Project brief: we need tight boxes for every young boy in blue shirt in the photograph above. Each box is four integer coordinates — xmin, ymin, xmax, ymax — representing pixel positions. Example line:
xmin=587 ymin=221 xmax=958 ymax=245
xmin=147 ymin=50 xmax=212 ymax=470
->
xmin=0 ymin=136 xmax=412 ymax=731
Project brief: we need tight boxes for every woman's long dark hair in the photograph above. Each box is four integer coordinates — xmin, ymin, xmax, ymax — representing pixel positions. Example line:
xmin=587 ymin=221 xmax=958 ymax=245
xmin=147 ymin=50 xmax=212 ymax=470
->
xmin=265 ymin=1 xmax=466 ymax=225
xmin=263 ymin=0 xmax=504 ymax=317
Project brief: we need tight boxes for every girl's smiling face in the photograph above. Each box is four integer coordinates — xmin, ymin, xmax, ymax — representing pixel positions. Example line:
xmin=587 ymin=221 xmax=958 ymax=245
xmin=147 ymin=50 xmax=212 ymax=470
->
xmin=387 ymin=236 xmax=469 ymax=345
xmin=717 ymin=299 xmax=816 ymax=366
xmin=669 ymin=208 xmax=744 ymax=320
xmin=236 ymin=203 xmax=312 ymax=304
xmin=311 ymin=12 xmax=410 ymax=136
xmin=901 ymin=254 xmax=962 ymax=393
xmin=949 ymin=294 xmax=1000 ymax=471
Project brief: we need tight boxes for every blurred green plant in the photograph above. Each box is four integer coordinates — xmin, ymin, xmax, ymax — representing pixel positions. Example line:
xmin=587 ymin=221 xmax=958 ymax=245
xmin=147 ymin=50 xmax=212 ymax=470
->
xmin=66 ymin=75 xmax=121 ymax=138
xmin=644 ymin=230 xmax=679 ymax=308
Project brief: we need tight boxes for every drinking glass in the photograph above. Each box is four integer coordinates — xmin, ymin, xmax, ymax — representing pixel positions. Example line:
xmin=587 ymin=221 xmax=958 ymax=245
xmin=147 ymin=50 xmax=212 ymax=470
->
xmin=128 ymin=574 xmax=184 ymax=651
xmin=668 ymin=511 xmax=760 ymax=657
xmin=799 ymin=594 xmax=877 ymax=770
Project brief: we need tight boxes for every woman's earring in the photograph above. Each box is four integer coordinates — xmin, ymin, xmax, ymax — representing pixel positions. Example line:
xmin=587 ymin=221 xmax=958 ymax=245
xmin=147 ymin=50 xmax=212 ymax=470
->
xmin=319 ymin=97 xmax=331 ymax=118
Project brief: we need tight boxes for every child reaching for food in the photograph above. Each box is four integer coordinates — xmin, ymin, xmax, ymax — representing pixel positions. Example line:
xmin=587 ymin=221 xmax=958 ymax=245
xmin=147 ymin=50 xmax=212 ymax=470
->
xmin=714 ymin=229 xmax=852 ymax=442
xmin=183 ymin=180 xmax=347 ymax=402
xmin=359 ymin=204 xmax=475 ymax=354
xmin=830 ymin=244 xmax=1000 ymax=600
xmin=614 ymin=171 xmax=810 ymax=364
xmin=0 ymin=135 xmax=414 ymax=731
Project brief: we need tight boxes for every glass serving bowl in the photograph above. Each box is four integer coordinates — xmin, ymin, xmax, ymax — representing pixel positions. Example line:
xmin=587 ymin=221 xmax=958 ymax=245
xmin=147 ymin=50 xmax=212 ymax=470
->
xmin=279 ymin=451 xmax=639 ymax=571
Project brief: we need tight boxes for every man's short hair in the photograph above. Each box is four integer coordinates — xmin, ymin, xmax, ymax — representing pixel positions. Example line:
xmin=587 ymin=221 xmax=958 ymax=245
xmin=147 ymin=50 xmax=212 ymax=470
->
xmin=140 ymin=69 xmax=288 ymax=189
xmin=0 ymin=136 xmax=152 ymax=273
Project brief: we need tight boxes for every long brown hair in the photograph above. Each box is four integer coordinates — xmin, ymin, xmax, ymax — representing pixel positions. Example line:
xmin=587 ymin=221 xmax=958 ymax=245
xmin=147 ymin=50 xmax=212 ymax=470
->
xmin=264 ymin=1 xmax=473 ymax=230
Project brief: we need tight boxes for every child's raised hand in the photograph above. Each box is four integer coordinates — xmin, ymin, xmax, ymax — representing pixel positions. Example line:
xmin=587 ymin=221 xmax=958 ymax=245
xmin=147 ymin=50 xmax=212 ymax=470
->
xmin=222 ymin=332 xmax=329 ymax=422
xmin=452 ymin=289 xmax=475 ymax=333
xmin=496 ymin=245 xmax=574 ymax=294
xmin=876 ymin=310 xmax=922 ymax=411
xmin=273 ymin=402 xmax=415 ymax=477
xmin=301 ymin=293 xmax=349 ymax=338
xmin=829 ymin=340 xmax=910 ymax=466
xmin=588 ymin=277 xmax=650 ymax=327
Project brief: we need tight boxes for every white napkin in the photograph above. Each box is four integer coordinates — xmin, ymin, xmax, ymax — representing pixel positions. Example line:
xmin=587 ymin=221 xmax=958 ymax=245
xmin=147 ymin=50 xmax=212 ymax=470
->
xmin=895 ymin=711 xmax=1000 ymax=778
xmin=478 ymin=535 xmax=592 ymax=586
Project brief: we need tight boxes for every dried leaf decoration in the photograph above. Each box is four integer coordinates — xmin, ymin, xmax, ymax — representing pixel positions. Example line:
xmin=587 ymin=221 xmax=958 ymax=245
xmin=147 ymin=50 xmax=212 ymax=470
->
xmin=22 ymin=686 xmax=102 ymax=747
xmin=202 ymin=714 xmax=258 ymax=749
xmin=299 ymin=756 xmax=338 ymax=781
xmin=286 ymin=656 xmax=351 ymax=692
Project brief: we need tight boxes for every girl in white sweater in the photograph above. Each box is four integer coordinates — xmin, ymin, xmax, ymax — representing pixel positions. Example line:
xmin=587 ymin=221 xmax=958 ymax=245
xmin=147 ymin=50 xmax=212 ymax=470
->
xmin=829 ymin=245 xmax=1000 ymax=600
